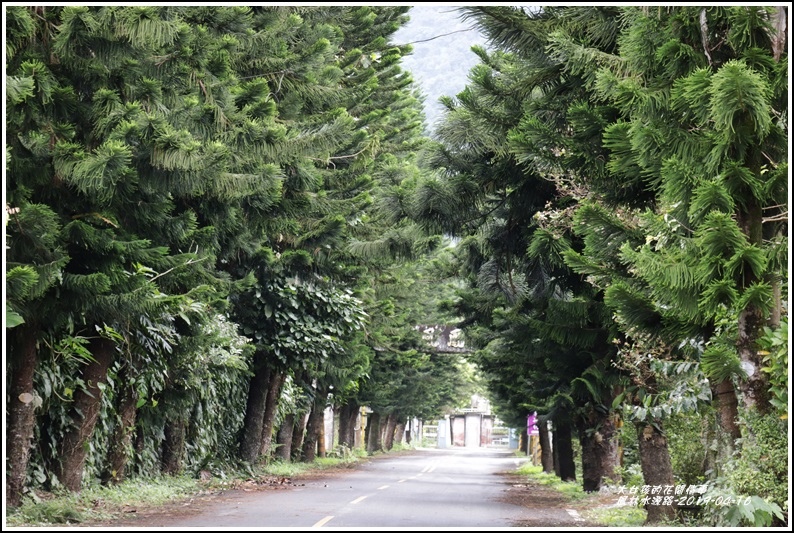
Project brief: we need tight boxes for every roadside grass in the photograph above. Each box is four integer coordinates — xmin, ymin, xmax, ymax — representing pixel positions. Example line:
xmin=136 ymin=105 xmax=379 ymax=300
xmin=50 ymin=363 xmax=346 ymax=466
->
xmin=514 ymin=463 xmax=648 ymax=527
xmin=5 ymin=475 xmax=199 ymax=527
xmin=515 ymin=463 xmax=590 ymax=501
xmin=5 ymin=447 xmax=379 ymax=528
xmin=584 ymin=505 xmax=647 ymax=527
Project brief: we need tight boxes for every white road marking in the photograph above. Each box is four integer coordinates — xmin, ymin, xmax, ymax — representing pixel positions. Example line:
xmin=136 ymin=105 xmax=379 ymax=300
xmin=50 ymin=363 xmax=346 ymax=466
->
xmin=377 ymin=485 xmax=389 ymax=490
xmin=398 ymin=479 xmax=407 ymax=483
xmin=313 ymin=516 xmax=334 ymax=527
xmin=351 ymin=496 xmax=368 ymax=504
xmin=421 ymin=460 xmax=440 ymax=473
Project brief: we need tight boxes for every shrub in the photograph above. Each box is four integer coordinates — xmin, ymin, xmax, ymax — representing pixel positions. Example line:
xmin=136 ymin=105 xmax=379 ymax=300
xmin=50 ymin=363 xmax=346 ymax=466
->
xmin=728 ymin=410 xmax=788 ymax=515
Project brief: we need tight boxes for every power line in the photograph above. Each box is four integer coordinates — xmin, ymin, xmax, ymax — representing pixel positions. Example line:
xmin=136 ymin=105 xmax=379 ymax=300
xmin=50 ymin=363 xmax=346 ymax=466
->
xmin=402 ymin=28 xmax=477 ymax=46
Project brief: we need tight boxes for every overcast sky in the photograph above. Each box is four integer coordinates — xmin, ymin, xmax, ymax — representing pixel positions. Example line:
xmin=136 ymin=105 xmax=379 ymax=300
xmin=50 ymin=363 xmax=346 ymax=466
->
xmin=392 ymin=5 xmax=489 ymax=134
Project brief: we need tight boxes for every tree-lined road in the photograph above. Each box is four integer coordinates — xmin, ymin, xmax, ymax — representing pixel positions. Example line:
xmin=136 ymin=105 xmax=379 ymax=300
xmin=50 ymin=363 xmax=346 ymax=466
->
xmin=109 ymin=448 xmax=585 ymax=528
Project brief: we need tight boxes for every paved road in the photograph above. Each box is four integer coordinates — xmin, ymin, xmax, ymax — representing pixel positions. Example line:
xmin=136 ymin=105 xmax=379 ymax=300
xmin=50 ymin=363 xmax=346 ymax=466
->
xmin=126 ymin=447 xmax=537 ymax=528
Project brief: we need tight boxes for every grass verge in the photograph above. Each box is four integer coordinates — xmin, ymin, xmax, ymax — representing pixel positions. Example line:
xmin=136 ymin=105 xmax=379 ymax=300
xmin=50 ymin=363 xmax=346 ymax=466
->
xmin=515 ymin=463 xmax=590 ymax=501
xmin=514 ymin=463 xmax=647 ymax=527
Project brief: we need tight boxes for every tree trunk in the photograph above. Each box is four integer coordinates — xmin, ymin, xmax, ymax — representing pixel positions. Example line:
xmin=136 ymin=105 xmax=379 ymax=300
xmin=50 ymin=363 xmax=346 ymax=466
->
xmin=302 ymin=394 xmax=325 ymax=462
xmin=554 ymin=422 xmax=576 ymax=482
xmin=258 ymin=371 xmax=286 ymax=460
xmin=240 ymin=359 xmax=271 ymax=463
xmin=318 ymin=408 xmax=327 ymax=459
xmin=56 ymin=336 xmax=114 ymax=492
xmin=161 ymin=414 xmax=187 ymax=475
xmin=770 ymin=274 xmax=781 ymax=327
xmin=103 ymin=367 xmax=138 ymax=485
xmin=132 ymin=424 xmax=146 ymax=477
xmin=736 ymin=203 xmax=771 ymax=414
xmin=6 ymin=323 xmax=39 ymax=507
xmin=539 ymin=418 xmax=554 ymax=474
xmin=275 ymin=413 xmax=295 ymax=462
xmin=767 ymin=5 xmax=787 ymax=62
xmin=636 ymin=421 xmax=677 ymax=523
xmin=383 ymin=413 xmax=398 ymax=450
xmin=712 ymin=379 xmax=741 ymax=442
xmin=394 ymin=421 xmax=406 ymax=445
xmin=366 ymin=411 xmax=382 ymax=454
xmin=737 ymin=305 xmax=771 ymax=414
xmin=337 ymin=402 xmax=358 ymax=448
xmin=553 ymin=429 xmax=561 ymax=478
xmin=578 ymin=411 xmax=620 ymax=492
xmin=291 ymin=411 xmax=309 ymax=462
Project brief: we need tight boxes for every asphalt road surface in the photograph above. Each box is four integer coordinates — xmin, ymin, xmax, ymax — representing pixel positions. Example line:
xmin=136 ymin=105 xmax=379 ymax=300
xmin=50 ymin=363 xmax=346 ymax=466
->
xmin=111 ymin=447 xmax=575 ymax=528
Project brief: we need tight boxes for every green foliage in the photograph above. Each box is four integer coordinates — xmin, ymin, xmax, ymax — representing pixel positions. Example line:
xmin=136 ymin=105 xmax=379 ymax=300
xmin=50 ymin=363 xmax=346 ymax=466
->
xmin=700 ymin=482 xmax=785 ymax=527
xmin=516 ymin=463 xmax=589 ymax=501
xmin=700 ymin=344 xmax=743 ymax=383
xmin=6 ymin=474 xmax=201 ymax=527
xmin=727 ymin=411 xmax=788 ymax=515
xmin=665 ymin=411 xmax=710 ymax=486
xmin=757 ymin=318 xmax=788 ymax=416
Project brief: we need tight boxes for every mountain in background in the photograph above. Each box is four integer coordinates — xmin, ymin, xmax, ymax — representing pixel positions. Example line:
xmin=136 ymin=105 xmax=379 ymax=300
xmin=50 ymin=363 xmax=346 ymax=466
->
xmin=392 ymin=5 xmax=488 ymax=134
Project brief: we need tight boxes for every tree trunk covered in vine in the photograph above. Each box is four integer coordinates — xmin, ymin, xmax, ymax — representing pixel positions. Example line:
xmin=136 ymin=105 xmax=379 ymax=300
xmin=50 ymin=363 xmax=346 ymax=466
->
xmin=259 ymin=370 xmax=286 ymax=460
xmin=56 ymin=336 xmax=115 ymax=491
xmin=103 ymin=367 xmax=138 ymax=485
xmin=240 ymin=359 xmax=271 ymax=463
xmin=6 ymin=323 xmax=39 ymax=507
xmin=161 ymin=414 xmax=188 ymax=475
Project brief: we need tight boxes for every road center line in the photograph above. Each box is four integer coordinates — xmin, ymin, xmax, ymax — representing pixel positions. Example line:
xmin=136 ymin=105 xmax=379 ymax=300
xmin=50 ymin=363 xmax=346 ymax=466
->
xmin=421 ymin=460 xmax=439 ymax=473
xmin=351 ymin=496 xmax=368 ymax=504
xmin=313 ymin=516 xmax=334 ymax=527
xmin=398 ymin=479 xmax=407 ymax=483
xmin=377 ymin=485 xmax=389 ymax=490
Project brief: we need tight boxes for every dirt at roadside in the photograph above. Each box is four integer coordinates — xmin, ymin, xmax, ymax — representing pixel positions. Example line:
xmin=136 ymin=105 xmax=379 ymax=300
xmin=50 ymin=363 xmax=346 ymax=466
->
xmin=497 ymin=470 xmax=617 ymax=527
